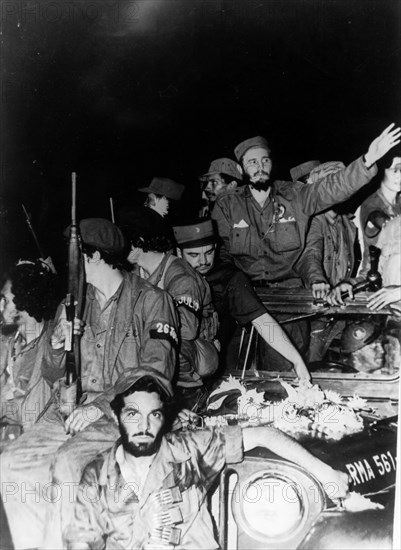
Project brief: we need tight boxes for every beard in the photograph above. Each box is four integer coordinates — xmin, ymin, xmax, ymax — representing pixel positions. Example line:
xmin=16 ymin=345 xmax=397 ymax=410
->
xmin=245 ymin=171 xmax=271 ymax=191
xmin=119 ymin=421 xmax=164 ymax=457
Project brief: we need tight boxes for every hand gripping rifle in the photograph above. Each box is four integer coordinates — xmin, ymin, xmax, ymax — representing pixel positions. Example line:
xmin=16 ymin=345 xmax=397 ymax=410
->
xmin=282 ymin=245 xmax=383 ymax=324
xmin=62 ymin=172 xmax=84 ymax=411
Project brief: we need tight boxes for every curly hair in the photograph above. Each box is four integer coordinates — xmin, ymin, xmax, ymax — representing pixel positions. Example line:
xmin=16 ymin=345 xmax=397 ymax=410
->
xmin=81 ymin=243 xmax=126 ymax=270
xmin=4 ymin=261 xmax=62 ymax=322
xmin=129 ymin=234 xmax=173 ymax=254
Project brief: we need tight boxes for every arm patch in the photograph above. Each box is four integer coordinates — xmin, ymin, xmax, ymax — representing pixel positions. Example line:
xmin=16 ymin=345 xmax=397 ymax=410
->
xmin=150 ymin=322 xmax=179 ymax=347
xmin=175 ymin=294 xmax=200 ymax=312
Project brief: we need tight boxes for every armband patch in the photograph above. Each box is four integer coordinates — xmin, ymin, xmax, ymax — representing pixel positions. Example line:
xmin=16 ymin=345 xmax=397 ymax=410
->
xmin=174 ymin=295 xmax=200 ymax=312
xmin=150 ymin=322 xmax=179 ymax=346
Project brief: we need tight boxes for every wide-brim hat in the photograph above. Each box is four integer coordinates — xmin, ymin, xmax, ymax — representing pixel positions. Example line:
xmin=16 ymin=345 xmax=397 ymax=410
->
xmin=138 ymin=177 xmax=185 ymax=201
xmin=200 ymin=158 xmax=242 ymax=182
xmin=173 ymin=219 xmax=217 ymax=249
xmin=234 ymin=136 xmax=270 ymax=162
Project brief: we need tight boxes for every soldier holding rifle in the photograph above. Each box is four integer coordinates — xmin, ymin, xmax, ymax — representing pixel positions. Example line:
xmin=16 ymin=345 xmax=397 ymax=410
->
xmin=1 ymin=176 xmax=179 ymax=549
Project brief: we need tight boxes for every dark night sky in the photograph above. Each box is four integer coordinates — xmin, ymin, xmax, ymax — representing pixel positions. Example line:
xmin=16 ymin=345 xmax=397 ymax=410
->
xmin=1 ymin=0 xmax=400 ymax=270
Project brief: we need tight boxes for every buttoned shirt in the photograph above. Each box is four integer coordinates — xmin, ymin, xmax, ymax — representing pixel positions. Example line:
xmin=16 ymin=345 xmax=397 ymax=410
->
xmin=212 ymin=156 xmax=376 ymax=283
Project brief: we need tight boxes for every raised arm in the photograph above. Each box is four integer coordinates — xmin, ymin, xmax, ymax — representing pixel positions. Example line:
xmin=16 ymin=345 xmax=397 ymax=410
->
xmin=300 ymin=124 xmax=401 ymax=216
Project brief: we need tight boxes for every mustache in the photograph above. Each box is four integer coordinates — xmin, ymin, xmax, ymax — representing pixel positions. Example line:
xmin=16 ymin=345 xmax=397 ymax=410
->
xmin=133 ymin=430 xmax=155 ymax=438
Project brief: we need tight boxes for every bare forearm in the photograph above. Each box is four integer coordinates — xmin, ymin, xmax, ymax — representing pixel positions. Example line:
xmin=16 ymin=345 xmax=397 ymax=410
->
xmin=243 ymin=425 xmax=333 ymax=479
xmin=252 ymin=313 xmax=310 ymax=379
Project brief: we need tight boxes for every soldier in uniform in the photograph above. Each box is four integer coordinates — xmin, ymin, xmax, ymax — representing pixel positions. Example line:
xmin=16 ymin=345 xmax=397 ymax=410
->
xmin=211 ymin=125 xmax=401 ymax=368
xmin=120 ymin=207 xmax=219 ymax=411
xmin=198 ymin=157 xmax=242 ymax=217
xmin=65 ymin=370 xmax=349 ymax=550
xmin=1 ymin=218 xmax=179 ymax=550
xmin=174 ymin=218 xmax=311 ymax=381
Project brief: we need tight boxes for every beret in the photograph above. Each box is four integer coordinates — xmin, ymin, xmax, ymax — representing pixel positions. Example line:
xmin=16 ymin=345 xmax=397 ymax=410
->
xmin=65 ymin=218 xmax=126 ymax=254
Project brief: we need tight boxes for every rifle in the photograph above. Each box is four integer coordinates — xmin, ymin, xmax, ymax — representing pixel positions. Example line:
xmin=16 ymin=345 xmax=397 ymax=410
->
xmin=22 ymin=204 xmax=57 ymax=273
xmin=63 ymin=172 xmax=84 ymax=407
xmin=22 ymin=203 xmax=45 ymax=258
xmin=281 ymin=245 xmax=383 ymax=324
xmin=109 ymin=197 xmax=115 ymax=223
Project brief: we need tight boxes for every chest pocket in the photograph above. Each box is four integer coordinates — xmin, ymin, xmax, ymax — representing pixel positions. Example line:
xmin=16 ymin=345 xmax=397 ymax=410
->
xmin=230 ymin=225 xmax=258 ymax=255
xmin=270 ymin=221 xmax=301 ymax=252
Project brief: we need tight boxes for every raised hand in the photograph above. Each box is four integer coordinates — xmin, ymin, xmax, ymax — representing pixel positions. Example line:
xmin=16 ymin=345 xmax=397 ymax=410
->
xmin=365 ymin=123 xmax=401 ymax=167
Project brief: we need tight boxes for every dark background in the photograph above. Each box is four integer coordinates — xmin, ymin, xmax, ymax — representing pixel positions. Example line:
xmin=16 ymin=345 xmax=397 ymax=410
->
xmin=1 ymin=0 xmax=400 ymax=272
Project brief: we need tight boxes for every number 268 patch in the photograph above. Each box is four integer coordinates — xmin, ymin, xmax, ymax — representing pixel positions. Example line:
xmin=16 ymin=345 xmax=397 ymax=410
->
xmin=150 ymin=322 xmax=178 ymax=346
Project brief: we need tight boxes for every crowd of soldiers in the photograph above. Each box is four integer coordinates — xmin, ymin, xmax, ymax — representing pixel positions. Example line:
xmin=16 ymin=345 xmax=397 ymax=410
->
xmin=0 ymin=123 xmax=400 ymax=549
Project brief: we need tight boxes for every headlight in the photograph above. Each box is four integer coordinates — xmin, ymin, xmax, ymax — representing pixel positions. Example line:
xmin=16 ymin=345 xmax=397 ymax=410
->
xmin=236 ymin=474 xmax=304 ymax=538
xmin=221 ymin=458 xmax=326 ymax=550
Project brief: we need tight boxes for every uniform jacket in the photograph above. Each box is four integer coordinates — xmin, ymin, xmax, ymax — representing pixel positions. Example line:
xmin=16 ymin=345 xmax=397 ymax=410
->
xmin=298 ymin=212 xmax=358 ymax=287
xmin=53 ymin=272 xmax=178 ymax=416
xmin=206 ymin=261 xmax=266 ymax=351
xmin=65 ymin=425 xmax=243 ymax=550
xmin=211 ymin=156 xmax=376 ymax=282
xmin=0 ymin=321 xmax=64 ymax=429
xmin=146 ymin=252 xmax=218 ymax=386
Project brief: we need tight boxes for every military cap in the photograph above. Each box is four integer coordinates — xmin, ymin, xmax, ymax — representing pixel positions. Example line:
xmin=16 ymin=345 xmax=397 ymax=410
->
xmin=199 ymin=158 xmax=242 ymax=182
xmin=234 ymin=136 xmax=270 ymax=162
xmin=138 ymin=177 xmax=185 ymax=201
xmin=173 ymin=219 xmax=217 ymax=249
xmin=290 ymin=160 xmax=321 ymax=182
xmin=112 ymin=367 xmax=173 ymax=400
xmin=77 ymin=218 xmax=126 ymax=253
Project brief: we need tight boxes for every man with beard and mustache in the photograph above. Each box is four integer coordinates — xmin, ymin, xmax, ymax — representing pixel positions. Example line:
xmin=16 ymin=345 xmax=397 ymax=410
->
xmin=65 ymin=370 xmax=349 ymax=550
xmin=211 ymin=125 xmax=401 ymax=370
xmin=174 ymin=218 xmax=310 ymax=382
xmin=0 ymin=260 xmax=62 ymax=435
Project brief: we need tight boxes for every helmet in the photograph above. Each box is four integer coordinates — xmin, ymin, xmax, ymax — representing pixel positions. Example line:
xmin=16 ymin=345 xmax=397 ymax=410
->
xmin=340 ymin=320 xmax=381 ymax=354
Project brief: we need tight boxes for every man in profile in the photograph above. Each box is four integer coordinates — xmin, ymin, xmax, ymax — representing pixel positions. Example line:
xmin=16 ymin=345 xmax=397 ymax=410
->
xmin=174 ymin=218 xmax=311 ymax=382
